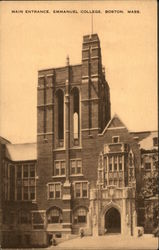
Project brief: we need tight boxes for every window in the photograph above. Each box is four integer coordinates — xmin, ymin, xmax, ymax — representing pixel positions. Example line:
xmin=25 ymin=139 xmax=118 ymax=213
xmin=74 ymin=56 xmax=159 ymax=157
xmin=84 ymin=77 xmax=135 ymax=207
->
xmin=75 ymin=183 xmax=81 ymax=198
xmin=153 ymin=137 xmax=158 ymax=146
xmin=98 ymin=169 xmax=103 ymax=183
xmin=104 ymin=157 xmax=107 ymax=171
xmin=17 ymin=166 xmax=22 ymax=178
xmin=119 ymin=156 xmax=122 ymax=171
xmin=71 ymin=161 xmax=76 ymax=175
xmin=112 ymin=136 xmax=119 ymax=143
xmin=55 ymin=162 xmax=60 ymax=175
xmin=145 ymin=162 xmax=151 ymax=171
xmin=30 ymin=186 xmax=35 ymax=200
xmin=48 ymin=183 xmax=61 ymax=199
xmin=109 ymin=157 xmax=112 ymax=172
xmin=82 ymin=183 xmax=88 ymax=197
xmin=74 ymin=207 xmax=87 ymax=224
xmin=24 ymin=186 xmax=29 ymax=200
xmin=23 ymin=165 xmax=29 ymax=178
xmin=114 ymin=156 xmax=117 ymax=171
xmin=10 ymin=165 xmax=15 ymax=200
xmin=61 ymin=161 xmax=65 ymax=175
xmin=54 ymin=161 xmax=66 ymax=176
xmin=72 ymin=88 xmax=80 ymax=144
xmin=73 ymin=112 xmax=79 ymax=139
xmin=77 ymin=160 xmax=82 ymax=174
xmin=70 ymin=159 xmax=82 ymax=175
xmin=17 ymin=180 xmax=22 ymax=200
xmin=57 ymin=90 xmax=64 ymax=141
xmin=129 ymin=153 xmax=133 ymax=166
xmin=55 ymin=184 xmax=61 ymax=198
xmin=74 ymin=182 xmax=88 ymax=198
xmin=16 ymin=163 xmax=36 ymax=201
xmin=47 ymin=208 xmax=63 ymax=224
xmin=30 ymin=164 xmax=35 ymax=177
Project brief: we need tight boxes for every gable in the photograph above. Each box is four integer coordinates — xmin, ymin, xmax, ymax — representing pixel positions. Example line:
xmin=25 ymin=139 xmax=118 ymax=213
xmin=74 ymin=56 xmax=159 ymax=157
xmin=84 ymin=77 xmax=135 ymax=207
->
xmin=99 ymin=114 xmax=128 ymax=136
xmin=107 ymin=116 xmax=125 ymax=129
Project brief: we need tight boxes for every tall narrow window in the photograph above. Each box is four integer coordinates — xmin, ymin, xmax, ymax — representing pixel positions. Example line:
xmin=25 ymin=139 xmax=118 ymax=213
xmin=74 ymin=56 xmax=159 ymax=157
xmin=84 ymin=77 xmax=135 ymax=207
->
xmin=109 ymin=157 xmax=112 ymax=172
xmin=72 ymin=88 xmax=80 ymax=145
xmin=57 ymin=90 xmax=64 ymax=141
xmin=119 ymin=156 xmax=122 ymax=171
xmin=104 ymin=157 xmax=107 ymax=172
xmin=114 ymin=156 xmax=117 ymax=171
xmin=73 ymin=112 xmax=78 ymax=139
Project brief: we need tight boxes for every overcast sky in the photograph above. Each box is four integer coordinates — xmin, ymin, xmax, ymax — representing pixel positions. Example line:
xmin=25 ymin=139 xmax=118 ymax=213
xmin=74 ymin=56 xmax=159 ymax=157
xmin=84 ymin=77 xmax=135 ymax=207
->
xmin=0 ymin=0 xmax=157 ymax=143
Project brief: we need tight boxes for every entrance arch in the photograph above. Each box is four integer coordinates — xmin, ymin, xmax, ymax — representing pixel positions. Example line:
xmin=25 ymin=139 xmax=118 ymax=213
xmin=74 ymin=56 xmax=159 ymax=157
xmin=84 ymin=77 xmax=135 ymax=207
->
xmin=105 ymin=207 xmax=121 ymax=233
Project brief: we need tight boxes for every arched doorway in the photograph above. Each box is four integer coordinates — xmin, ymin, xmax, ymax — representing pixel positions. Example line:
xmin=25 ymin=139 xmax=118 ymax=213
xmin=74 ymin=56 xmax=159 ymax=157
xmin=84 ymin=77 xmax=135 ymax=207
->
xmin=105 ymin=207 xmax=121 ymax=233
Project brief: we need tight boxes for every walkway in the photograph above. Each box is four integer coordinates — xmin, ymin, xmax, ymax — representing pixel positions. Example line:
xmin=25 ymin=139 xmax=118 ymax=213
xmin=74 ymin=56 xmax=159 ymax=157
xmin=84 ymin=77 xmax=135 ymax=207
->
xmin=50 ymin=234 xmax=158 ymax=250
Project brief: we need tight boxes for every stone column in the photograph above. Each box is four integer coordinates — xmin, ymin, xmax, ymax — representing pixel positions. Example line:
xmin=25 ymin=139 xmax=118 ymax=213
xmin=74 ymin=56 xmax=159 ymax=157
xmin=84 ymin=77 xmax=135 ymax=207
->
xmin=90 ymin=189 xmax=99 ymax=236
xmin=122 ymin=188 xmax=127 ymax=235
xmin=133 ymin=210 xmax=137 ymax=235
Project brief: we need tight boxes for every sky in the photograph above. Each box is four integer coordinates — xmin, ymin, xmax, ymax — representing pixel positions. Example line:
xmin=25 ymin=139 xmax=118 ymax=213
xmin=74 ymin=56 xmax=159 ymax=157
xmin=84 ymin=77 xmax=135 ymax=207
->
xmin=0 ymin=0 xmax=157 ymax=144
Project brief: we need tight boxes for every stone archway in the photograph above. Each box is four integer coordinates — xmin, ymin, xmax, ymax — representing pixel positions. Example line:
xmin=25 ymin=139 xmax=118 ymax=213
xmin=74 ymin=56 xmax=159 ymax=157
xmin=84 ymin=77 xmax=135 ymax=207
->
xmin=105 ymin=207 xmax=121 ymax=233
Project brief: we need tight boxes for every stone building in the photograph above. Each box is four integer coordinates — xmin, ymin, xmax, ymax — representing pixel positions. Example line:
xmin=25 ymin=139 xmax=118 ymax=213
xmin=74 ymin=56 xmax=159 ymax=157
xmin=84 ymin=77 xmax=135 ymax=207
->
xmin=0 ymin=34 xmax=158 ymax=248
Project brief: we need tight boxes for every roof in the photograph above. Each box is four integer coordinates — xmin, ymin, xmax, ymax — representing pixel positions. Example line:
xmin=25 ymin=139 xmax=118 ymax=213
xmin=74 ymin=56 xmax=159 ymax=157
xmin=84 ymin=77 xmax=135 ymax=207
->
xmin=99 ymin=114 xmax=128 ymax=136
xmin=138 ymin=131 xmax=158 ymax=150
xmin=38 ymin=63 xmax=82 ymax=75
xmin=5 ymin=143 xmax=37 ymax=161
xmin=0 ymin=136 xmax=10 ymax=144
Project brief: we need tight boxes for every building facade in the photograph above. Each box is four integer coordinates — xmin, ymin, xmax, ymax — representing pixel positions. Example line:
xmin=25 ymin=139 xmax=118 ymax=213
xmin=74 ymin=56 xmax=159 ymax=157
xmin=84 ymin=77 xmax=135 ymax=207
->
xmin=0 ymin=34 xmax=158 ymax=248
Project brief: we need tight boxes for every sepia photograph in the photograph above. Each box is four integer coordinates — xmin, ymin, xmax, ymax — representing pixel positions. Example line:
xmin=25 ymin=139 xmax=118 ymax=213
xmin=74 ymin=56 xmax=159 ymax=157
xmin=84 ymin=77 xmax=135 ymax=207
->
xmin=0 ymin=0 xmax=158 ymax=249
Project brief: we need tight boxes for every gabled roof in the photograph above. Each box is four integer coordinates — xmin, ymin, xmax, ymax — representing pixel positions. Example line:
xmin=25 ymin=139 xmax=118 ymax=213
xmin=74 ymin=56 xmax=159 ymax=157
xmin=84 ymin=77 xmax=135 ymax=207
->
xmin=138 ymin=131 xmax=158 ymax=150
xmin=5 ymin=143 xmax=37 ymax=162
xmin=99 ymin=114 xmax=128 ymax=136
xmin=0 ymin=136 xmax=10 ymax=144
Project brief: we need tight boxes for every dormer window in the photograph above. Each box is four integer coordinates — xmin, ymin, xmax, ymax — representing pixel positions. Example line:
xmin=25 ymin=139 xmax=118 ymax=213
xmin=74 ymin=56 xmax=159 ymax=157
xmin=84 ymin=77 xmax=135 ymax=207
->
xmin=153 ymin=137 xmax=158 ymax=147
xmin=112 ymin=136 xmax=119 ymax=143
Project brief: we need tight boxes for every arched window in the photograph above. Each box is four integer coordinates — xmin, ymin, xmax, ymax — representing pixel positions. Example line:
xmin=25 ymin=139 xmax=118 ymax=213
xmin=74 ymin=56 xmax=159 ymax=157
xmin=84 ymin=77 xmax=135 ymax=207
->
xmin=56 ymin=90 xmax=64 ymax=141
xmin=47 ymin=207 xmax=63 ymax=224
xmin=73 ymin=207 xmax=87 ymax=224
xmin=73 ymin=112 xmax=78 ymax=139
xmin=72 ymin=88 xmax=80 ymax=144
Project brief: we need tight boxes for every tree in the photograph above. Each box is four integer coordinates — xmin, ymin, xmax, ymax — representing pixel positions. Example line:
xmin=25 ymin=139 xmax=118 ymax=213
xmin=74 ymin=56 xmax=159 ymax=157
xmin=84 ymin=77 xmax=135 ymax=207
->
xmin=140 ymin=171 xmax=159 ymax=229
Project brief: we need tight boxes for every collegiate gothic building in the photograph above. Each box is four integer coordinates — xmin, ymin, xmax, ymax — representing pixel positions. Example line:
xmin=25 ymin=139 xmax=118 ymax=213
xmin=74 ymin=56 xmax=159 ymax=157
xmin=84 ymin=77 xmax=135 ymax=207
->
xmin=0 ymin=34 xmax=158 ymax=248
